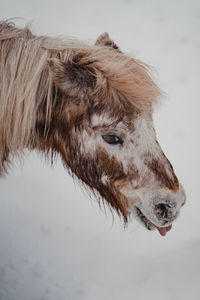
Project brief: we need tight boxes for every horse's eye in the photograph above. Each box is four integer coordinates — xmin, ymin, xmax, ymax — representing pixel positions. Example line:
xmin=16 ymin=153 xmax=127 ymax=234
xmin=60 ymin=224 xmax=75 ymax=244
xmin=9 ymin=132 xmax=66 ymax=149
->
xmin=102 ymin=134 xmax=123 ymax=145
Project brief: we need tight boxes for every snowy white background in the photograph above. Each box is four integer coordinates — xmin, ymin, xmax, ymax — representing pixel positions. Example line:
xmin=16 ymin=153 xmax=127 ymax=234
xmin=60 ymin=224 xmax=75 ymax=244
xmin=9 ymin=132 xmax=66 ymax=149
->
xmin=0 ymin=0 xmax=200 ymax=299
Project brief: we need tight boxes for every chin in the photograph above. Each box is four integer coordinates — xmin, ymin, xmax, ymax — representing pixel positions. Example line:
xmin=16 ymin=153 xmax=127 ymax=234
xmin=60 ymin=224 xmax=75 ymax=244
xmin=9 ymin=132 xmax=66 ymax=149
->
xmin=131 ymin=206 xmax=173 ymax=237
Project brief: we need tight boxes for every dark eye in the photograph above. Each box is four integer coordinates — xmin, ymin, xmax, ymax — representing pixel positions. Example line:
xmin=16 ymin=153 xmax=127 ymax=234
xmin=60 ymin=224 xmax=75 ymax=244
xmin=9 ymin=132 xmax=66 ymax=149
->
xmin=102 ymin=134 xmax=123 ymax=145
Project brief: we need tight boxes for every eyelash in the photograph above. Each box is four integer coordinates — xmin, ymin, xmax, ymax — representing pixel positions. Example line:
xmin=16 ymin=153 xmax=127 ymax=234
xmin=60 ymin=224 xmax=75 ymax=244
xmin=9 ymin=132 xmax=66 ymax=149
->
xmin=102 ymin=134 xmax=123 ymax=145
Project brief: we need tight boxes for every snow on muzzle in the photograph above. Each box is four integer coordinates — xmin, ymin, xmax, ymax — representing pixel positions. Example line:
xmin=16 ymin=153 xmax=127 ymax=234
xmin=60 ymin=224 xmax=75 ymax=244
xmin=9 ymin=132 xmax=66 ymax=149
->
xmin=132 ymin=184 xmax=186 ymax=236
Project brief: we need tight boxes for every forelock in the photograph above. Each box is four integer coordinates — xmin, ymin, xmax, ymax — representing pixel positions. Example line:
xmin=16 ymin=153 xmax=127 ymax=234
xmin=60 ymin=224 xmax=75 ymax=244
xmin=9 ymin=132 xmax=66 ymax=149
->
xmin=80 ymin=47 xmax=162 ymax=112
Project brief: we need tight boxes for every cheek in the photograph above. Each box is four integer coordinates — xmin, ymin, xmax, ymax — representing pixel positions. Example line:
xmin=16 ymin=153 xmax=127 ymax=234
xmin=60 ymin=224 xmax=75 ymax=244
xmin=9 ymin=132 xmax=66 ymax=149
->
xmin=78 ymin=129 xmax=141 ymax=182
xmin=78 ymin=129 xmax=99 ymax=154
xmin=114 ymin=179 xmax=141 ymax=206
xmin=107 ymin=140 xmax=140 ymax=177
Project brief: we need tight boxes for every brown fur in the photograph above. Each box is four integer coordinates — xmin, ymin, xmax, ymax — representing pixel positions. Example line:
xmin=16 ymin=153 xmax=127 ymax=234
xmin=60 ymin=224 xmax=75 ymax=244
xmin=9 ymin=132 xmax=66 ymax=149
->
xmin=0 ymin=21 xmax=169 ymax=223
xmin=144 ymin=157 xmax=179 ymax=191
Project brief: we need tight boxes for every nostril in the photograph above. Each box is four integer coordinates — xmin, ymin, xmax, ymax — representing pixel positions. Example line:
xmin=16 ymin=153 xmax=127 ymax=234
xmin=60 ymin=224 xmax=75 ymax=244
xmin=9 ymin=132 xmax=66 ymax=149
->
xmin=154 ymin=203 xmax=174 ymax=220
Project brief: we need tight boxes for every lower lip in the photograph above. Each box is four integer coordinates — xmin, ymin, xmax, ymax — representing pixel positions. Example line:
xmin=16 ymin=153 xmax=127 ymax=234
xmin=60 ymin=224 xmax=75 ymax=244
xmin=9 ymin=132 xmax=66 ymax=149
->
xmin=136 ymin=207 xmax=173 ymax=236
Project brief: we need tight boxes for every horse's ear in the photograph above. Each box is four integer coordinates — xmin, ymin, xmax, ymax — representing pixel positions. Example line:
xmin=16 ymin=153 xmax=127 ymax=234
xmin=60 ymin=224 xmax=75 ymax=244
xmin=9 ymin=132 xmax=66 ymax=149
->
xmin=95 ymin=32 xmax=121 ymax=52
xmin=48 ymin=56 xmax=97 ymax=98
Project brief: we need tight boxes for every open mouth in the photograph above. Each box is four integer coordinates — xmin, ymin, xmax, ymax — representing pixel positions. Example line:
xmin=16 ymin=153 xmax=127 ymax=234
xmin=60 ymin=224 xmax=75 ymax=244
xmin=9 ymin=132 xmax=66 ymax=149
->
xmin=136 ymin=207 xmax=172 ymax=237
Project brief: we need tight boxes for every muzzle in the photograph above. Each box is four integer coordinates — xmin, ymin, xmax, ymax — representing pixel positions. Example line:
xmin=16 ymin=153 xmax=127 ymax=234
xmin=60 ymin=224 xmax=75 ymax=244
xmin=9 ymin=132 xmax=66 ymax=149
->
xmin=132 ymin=184 xmax=186 ymax=236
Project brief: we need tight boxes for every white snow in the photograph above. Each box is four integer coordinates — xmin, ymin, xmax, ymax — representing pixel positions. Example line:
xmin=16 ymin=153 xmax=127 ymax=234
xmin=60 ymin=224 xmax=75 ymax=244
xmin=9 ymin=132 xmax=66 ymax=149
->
xmin=0 ymin=1 xmax=200 ymax=299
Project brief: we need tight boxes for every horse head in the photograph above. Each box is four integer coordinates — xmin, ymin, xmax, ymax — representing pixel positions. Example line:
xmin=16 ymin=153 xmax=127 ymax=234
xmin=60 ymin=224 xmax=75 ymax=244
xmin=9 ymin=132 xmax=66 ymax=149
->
xmin=0 ymin=22 xmax=185 ymax=235
xmin=37 ymin=33 xmax=186 ymax=235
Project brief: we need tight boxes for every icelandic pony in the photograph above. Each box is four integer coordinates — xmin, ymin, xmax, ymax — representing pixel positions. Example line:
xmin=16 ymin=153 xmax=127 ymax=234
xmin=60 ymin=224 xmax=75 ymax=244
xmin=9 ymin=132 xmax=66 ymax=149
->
xmin=0 ymin=21 xmax=185 ymax=236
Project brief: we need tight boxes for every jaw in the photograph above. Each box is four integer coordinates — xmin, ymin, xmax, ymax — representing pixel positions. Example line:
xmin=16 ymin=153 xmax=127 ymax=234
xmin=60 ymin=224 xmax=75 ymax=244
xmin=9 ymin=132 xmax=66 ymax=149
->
xmin=125 ymin=185 xmax=186 ymax=236
xmin=131 ymin=206 xmax=173 ymax=236
xmin=112 ymin=180 xmax=173 ymax=236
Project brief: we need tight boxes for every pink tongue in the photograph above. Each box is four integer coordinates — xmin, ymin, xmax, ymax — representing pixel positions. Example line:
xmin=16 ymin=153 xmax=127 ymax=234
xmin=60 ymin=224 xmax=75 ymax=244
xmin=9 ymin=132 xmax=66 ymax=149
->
xmin=156 ymin=225 xmax=172 ymax=236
